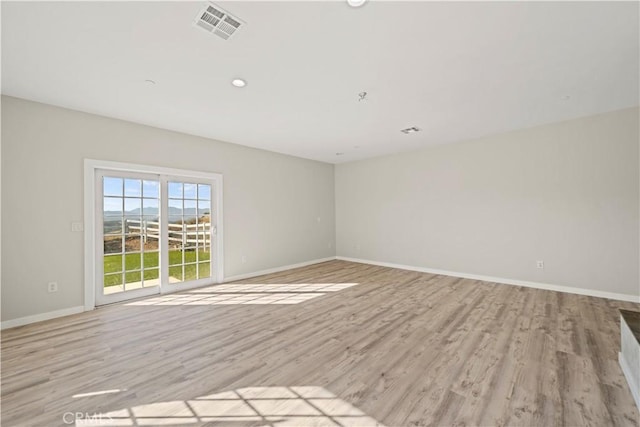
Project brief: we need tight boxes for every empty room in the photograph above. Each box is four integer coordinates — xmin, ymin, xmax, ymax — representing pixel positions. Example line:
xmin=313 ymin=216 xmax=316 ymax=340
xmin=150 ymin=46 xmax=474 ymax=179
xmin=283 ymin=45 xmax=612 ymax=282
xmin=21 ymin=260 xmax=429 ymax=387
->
xmin=1 ymin=1 xmax=639 ymax=426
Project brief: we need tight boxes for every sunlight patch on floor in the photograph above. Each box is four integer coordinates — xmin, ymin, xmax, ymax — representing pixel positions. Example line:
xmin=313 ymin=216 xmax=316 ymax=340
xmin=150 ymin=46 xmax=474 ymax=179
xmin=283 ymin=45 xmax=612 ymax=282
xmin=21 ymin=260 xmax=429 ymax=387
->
xmin=72 ymin=389 xmax=125 ymax=398
xmin=124 ymin=283 xmax=358 ymax=306
xmin=195 ymin=283 xmax=359 ymax=293
xmin=79 ymin=386 xmax=384 ymax=427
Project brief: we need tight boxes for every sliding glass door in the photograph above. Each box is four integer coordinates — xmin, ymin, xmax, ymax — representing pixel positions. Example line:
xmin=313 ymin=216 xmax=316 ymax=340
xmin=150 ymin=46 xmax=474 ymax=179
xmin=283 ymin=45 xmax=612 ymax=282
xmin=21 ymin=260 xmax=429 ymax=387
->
xmin=95 ymin=170 xmax=217 ymax=305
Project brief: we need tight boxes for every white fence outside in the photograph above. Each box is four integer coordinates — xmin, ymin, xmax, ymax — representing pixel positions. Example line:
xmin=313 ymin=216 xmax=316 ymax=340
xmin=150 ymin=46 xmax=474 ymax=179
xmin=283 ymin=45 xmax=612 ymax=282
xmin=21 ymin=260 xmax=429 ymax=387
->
xmin=125 ymin=219 xmax=210 ymax=251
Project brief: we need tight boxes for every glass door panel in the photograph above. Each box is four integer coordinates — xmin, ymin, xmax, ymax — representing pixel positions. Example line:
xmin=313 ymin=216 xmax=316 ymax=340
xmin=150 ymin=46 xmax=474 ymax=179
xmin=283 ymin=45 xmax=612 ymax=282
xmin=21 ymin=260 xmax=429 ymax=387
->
xmin=97 ymin=172 xmax=162 ymax=304
xmin=167 ymin=181 xmax=213 ymax=284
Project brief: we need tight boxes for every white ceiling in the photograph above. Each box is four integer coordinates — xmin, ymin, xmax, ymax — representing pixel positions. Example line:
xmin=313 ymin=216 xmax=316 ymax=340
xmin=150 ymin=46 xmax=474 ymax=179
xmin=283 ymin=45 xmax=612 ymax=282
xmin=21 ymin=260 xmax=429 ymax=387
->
xmin=2 ymin=1 xmax=638 ymax=164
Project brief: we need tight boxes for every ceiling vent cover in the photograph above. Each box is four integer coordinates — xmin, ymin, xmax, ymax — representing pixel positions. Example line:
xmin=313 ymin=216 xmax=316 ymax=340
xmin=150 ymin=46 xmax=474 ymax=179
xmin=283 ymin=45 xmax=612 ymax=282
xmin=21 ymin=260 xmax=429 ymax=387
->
xmin=194 ymin=3 xmax=244 ymax=40
xmin=401 ymin=127 xmax=421 ymax=134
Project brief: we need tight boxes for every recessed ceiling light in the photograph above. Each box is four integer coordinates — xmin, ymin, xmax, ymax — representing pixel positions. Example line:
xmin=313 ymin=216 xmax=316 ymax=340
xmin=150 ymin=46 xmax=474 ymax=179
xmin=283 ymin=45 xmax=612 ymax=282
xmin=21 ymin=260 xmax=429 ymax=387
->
xmin=144 ymin=79 xmax=156 ymax=86
xmin=347 ymin=0 xmax=367 ymax=7
xmin=232 ymin=78 xmax=246 ymax=88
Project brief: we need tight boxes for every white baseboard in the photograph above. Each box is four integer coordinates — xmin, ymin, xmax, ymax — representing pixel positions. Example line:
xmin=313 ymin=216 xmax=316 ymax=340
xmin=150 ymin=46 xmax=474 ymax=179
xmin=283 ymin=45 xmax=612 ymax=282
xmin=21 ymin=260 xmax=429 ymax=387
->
xmin=336 ymin=256 xmax=640 ymax=303
xmin=3 ymin=256 xmax=633 ymax=329
xmin=619 ymin=352 xmax=640 ymax=409
xmin=224 ymin=257 xmax=337 ymax=283
xmin=1 ymin=305 xmax=85 ymax=330
xmin=0 ymin=258 xmax=336 ymax=330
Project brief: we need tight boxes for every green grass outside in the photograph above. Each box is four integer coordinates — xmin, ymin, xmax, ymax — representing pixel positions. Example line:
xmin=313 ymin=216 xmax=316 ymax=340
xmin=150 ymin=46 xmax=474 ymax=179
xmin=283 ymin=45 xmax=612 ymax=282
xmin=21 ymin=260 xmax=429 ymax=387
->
xmin=104 ymin=250 xmax=211 ymax=287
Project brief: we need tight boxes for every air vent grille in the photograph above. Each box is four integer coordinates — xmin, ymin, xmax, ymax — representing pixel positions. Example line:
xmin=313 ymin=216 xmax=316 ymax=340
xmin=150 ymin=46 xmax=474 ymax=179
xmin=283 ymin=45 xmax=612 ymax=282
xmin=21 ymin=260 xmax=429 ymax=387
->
xmin=401 ymin=127 xmax=421 ymax=134
xmin=194 ymin=3 xmax=244 ymax=40
xmin=207 ymin=6 xmax=224 ymax=19
xmin=200 ymin=13 xmax=220 ymax=27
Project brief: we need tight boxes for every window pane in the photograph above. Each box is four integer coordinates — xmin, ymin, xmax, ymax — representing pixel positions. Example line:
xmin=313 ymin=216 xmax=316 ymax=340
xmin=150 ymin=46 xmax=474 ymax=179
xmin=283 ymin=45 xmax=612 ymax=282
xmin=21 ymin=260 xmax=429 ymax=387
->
xmin=184 ymin=263 xmax=197 ymax=281
xmin=143 ymin=180 xmax=159 ymax=198
xmin=104 ymin=197 xmax=123 ymax=215
xmin=144 ymin=251 xmax=159 ymax=268
xmin=184 ymin=183 xmax=197 ymax=199
xmin=168 ymin=215 xmax=182 ymax=226
xmin=142 ymin=215 xmax=159 ymax=226
xmin=125 ymin=253 xmax=142 ymax=270
xmin=104 ymin=218 xmax=123 ymax=236
xmin=168 ymin=230 xmax=184 ymax=250
xmin=123 ymin=219 xmax=141 ymax=238
xmin=124 ymin=198 xmax=141 ymax=215
xmin=200 ymin=223 xmax=211 ymax=251
xmin=124 ymin=179 xmax=142 ymax=197
xmin=104 ymin=273 xmax=123 ymax=287
xmin=104 ymin=254 xmax=123 ymax=274
xmin=169 ymin=266 xmax=183 ymax=282
xmin=125 ymin=236 xmax=142 ymax=253
xmin=198 ymin=200 xmax=211 ymax=216
xmin=198 ymin=262 xmax=211 ymax=279
xmin=144 ymin=269 xmax=159 ymax=280
xmin=104 ymin=236 xmax=123 ymax=254
xmin=142 ymin=199 xmax=159 ymax=216
xmin=103 ymin=177 xmax=123 ymax=197
xmin=144 ymin=269 xmax=160 ymax=287
xmin=168 ymin=182 xmax=182 ymax=199
xmin=141 ymin=220 xmax=160 ymax=251
xmin=168 ymin=248 xmax=183 ymax=266
xmin=168 ymin=199 xmax=182 ymax=215
xmin=125 ymin=271 xmax=141 ymax=285
xmin=184 ymin=200 xmax=197 ymax=219
xmin=141 ymin=216 xmax=159 ymax=232
xmin=193 ymin=223 xmax=206 ymax=250
xmin=184 ymin=250 xmax=197 ymax=264
xmin=198 ymin=250 xmax=211 ymax=263
xmin=198 ymin=184 xmax=211 ymax=200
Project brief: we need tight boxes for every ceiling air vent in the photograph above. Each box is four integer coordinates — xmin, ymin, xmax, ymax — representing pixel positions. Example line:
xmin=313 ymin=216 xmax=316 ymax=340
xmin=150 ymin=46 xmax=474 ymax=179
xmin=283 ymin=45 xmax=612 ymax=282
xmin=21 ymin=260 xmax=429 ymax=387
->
xmin=401 ymin=127 xmax=421 ymax=134
xmin=194 ymin=3 xmax=244 ymax=41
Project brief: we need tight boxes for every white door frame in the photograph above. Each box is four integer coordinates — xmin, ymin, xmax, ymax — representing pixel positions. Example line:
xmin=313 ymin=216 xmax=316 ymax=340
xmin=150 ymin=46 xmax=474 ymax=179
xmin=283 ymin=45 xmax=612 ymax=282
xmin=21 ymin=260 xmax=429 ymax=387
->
xmin=84 ymin=159 xmax=224 ymax=311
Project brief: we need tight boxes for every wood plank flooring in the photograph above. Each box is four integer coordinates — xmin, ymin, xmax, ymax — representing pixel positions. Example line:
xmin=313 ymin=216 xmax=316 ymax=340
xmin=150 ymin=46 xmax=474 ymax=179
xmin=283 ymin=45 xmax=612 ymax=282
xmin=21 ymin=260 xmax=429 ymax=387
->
xmin=2 ymin=260 xmax=639 ymax=426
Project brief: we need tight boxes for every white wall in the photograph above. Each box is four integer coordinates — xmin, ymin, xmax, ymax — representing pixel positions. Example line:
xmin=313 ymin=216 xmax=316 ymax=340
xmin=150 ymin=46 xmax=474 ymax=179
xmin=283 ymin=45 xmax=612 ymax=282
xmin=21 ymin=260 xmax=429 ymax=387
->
xmin=336 ymin=107 xmax=640 ymax=299
xmin=2 ymin=96 xmax=637 ymax=324
xmin=1 ymin=96 xmax=336 ymax=322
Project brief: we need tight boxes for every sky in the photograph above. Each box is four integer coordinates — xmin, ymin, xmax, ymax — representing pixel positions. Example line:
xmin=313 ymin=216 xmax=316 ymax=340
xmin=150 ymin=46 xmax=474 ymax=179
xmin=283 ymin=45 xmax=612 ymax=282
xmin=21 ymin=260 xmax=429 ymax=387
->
xmin=103 ymin=177 xmax=211 ymax=215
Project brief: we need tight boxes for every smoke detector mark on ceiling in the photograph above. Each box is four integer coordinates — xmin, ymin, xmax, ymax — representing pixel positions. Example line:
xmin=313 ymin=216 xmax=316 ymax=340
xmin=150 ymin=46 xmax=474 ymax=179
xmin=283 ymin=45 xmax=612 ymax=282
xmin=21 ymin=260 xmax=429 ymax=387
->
xmin=194 ymin=3 xmax=244 ymax=41
xmin=401 ymin=127 xmax=421 ymax=134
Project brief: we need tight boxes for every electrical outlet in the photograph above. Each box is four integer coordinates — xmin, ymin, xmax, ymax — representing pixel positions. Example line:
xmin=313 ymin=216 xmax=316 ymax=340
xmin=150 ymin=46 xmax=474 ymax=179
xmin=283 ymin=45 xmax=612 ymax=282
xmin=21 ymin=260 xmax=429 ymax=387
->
xmin=328 ymin=242 xmax=333 ymax=249
xmin=48 ymin=282 xmax=58 ymax=293
xmin=316 ymin=217 xmax=321 ymax=223
xmin=241 ymin=255 xmax=247 ymax=264
xmin=71 ymin=222 xmax=84 ymax=232
xmin=536 ymin=260 xmax=544 ymax=269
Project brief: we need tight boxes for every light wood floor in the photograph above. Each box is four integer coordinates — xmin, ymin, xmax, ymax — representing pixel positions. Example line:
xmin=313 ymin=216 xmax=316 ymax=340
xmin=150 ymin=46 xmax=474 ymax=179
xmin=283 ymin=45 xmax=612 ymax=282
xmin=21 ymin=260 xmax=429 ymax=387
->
xmin=2 ymin=260 xmax=639 ymax=426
